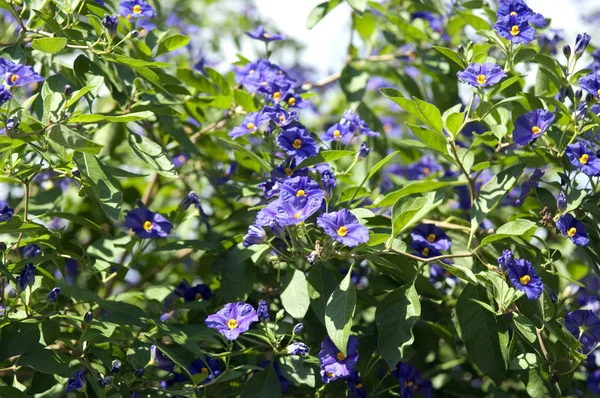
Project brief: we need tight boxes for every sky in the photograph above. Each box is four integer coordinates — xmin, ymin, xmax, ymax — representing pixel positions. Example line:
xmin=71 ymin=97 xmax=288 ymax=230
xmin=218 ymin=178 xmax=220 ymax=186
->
xmin=253 ymin=0 xmax=598 ymax=79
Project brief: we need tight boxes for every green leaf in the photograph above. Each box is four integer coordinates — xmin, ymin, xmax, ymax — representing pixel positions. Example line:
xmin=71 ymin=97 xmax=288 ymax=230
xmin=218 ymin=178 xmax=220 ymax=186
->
xmin=346 ymin=0 xmax=366 ymax=12
xmin=340 ymin=64 xmax=369 ymax=104
xmin=433 ymin=46 xmax=467 ymax=68
xmin=456 ymin=284 xmax=508 ymax=385
xmin=280 ymin=269 xmax=310 ymax=319
xmin=241 ymin=363 xmax=282 ymax=398
xmin=128 ymin=132 xmax=177 ymax=178
xmin=477 ymin=219 xmax=537 ymax=249
xmin=406 ymin=123 xmax=448 ymax=154
xmin=155 ymin=240 xmax=217 ymax=252
xmin=513 ymin=314 xmax=538 ymax=344
xmin=307 ymin=263 xmax=339 ymax=325
xmin=325 ymin=266 xmax=356 ymax=355
xmin=106 ymin=54 xmax=170 ymax=68
xmin=470 ymin=164 xmax=526 ymax=235
xmin=307 ymin=0 xmax=343 ymax=29
xmin=73 ymin=152 xmax=122 ymax=221
xmin=31 ymin=37 xmax=67 ymax=54
xmin=509 ymin=353 xmax=539 ymax=370
xmin=445 ymin=112 xmax=466 ymax=137
xmin=159 ymin=34 xmax=190 ymax=53
xmin=17 ymin=347 xmax=71 ymax=375
xmin=391 ymin=191 xmax=444 ymax=239
xmin=44 ymin=211 xmax=105 ymax=233
xmin=375 ymin=281 xmax=421 ymax=368
xmin=0 ymin=321 xmax=41 ymax=361
xmin=0 ymin=217 xmax=48 ymax=233
xmin=48 ymin=125 xmax=103 ymax=154
xmin=69 ymin=111 xmax=154 ymax=123
xmin=217 ymin=137 xmax=270 ymax=173
xmin=370 ymin=179 xmax=464 ymax=208
xmin=457 ymin=10 xmax=490 ymax=30
xmin=0 ymin=387 xmax=28 ymax=397
xmin=439 ymin=262 xmax=478 ymax=285
xmin=279 ymin=356 xmax=316 ymax=387
xmin=413 ymin=97 xmax=443 ymax=134
xmin=234 ymin=89 xmax=257 ymax=112
xmin=297 ymin=150 xmax=355 ymax=168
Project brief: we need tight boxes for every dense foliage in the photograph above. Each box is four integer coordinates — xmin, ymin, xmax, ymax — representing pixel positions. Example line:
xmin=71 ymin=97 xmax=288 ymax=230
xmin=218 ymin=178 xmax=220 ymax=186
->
xmin=1 ymin=0 xmax=600 ymax=396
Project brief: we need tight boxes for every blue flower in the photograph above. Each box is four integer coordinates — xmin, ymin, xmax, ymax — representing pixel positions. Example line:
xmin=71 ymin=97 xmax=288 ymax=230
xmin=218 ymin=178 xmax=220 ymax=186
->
xmin=246 ymin=25 xmax=286 ymax=42
xmin=556 ymin=214 xmax=589 ymax=246
xmin=411 ymin=11 xmax=445 ymax=34
xmin=411 ymin=240 xmax=442 ymax=259
xmin=205 ymin=302 xmax=259 ymax=340
xmin=125 ymin=207 xmax=173 ymax=239
xmin=287 ymin=342 xmax=309 ymax=356
xmin=261 ymin=104 xmax=298 ymax=128
xmin=149 ymin=345 xmax=174 ymax=372
xmin=565 ymin=142 xmax=600 ymax=176
xmin=515 ymin=169 xmax=544 ymax=206
xmin=119 ymin=0 xmax=155 ymax=19
xmin=557 ymin=191 xmax=567 ymax=211
xmin=0 ymin=59 xmax=44 ymax=87
xmin=16 ymin=264 xmax=35 ymax=291
xmin=172 ymin=153 xmax=189 ymax=167
xmin=579 ymin=73 xmax=600 ymax=99
xmin=457 ymin=63 xmax=506 ymax=87
xmin=47 ymin=287 xmax=60 ymax=302
xmin=565 ymin=310 xmax=600 ymax=351
xmin=321 ymin=169 xmax=336 ymax=199
xmin=0 ymin=205 xmax=14 ymax=222
xmin=276 ymin=126 xmax=319 ymax=161
xmin=229 ymin=111 xmax=270 ymax=139
xmin=538 ymin=30 xmax=563 ymax=54
xmin=405 ymin=155 xmax=443 ymax=180
xmin=513 ymin=109 xmax=555 ymax=145
xmin=276 ymin=195 xmax=322 ymax=226
xmin=321 ymin=122 xmax=352 ymax=143
xmin=357 ymin=142 xmax=371 ymax=161
xmin=340 ymin=110 xmax=378 ymax=137
xmin=174 ymin=279 xmax=212 ymax=302
xmin=189 ymin=357 xmax=222 ymax=384
xmin=243 ymin=224 xmax=267 ymax=247
xmin=317 ymin=209 xmax=370 ymax=247
xmin=111 ymin=360 xmax=122 ymax=374
xmin=495 ymin=15 xmax=536 ymax=44
xmin=102 ymin=14 xmax=119 ymax=34
xmin=257 ymin=300 xmax=269 ymax=321
xmin=0 ymin=86 xmax=11 ymax=106
xmin=411 ymin=224 xmax=452 ymax=251
xmin=392 ymin=362 xmax=432 ymax=398
xmin=506 ymin=258 xmax=543 ymax=300
xmin=347 ymin=370 xmax=367 ymax=398
xmin=319 ymin=336 xmax=359 ymax=383
xmin=497 ymin=249 xmax=514 ymax=269
xmin=66 ymin=370 xmax=86 ymax=392
xmin=21 ymin=244 xmax=42 ymax=258
xmin=574 ymin=32 xmax=591 ymax=57
xmin=497 ymin=0 xmax=546 ymax=27
xmin=280 ymin=176 xmax=324 ymax=208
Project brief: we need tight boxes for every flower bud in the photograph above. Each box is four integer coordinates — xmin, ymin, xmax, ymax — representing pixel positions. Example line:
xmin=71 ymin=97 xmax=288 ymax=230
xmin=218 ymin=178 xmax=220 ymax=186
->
xmin=134 ymin=368 xmax=145 ymax=378
xmin=84 ymin=311 xmax=93 ymax=324
xmin=575 ymin=89 xmax=583 ymax=101
xmin=574 ymin=33 xmax=591 ymax=58
xmin=557 ymin=191 xmax=567 ymax=211
xmin=307 ymin=251 xmax=318 ymax=265
xmin=275 ymin=309 xmax=285 ymax=322
xmin=130 ymin=30 xmax=140 ymax=38
xmin=562 ymin=44 xmax=571 ymax=59
xmin=47 ymin=287 xmax=60 ymax=302
xmin=257 ymin=300 xmax=270 ymax=322
xmin=293 ymin=323 xmax=304 ymax=335
xmin=356 ymin=142 xmax=371 ymax=161
xmin=64 ymin=85 xmax=72 ymax=97
xmin=457 ymin=45 xmax=464 ymax=54
xmin=286 ymin=342 xmax=309 ymax=356
xmin=111 ymin=359 xmax=121 ymax=374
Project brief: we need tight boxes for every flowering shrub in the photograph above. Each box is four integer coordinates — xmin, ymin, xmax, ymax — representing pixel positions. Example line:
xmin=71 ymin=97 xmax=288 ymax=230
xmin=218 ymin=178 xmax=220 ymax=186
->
xmin=1 ymin=0 xmax=600 ymax=396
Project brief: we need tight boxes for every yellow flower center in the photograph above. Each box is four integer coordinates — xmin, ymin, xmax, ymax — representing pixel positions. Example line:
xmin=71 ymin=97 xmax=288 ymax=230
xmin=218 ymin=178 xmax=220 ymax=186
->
xmin=567 ymin=227 xmax=577 ymax=237
xmin=10 ymin=74 xmax=18 ymax=84
xmin=355 ymin=383 xmax=363 ymax=389
xmin=249 ymin=69 xmax=255 ymax=74
xmin=273 ymin=91 xmax=281 ymax=101
xmin=201 ymin=367 xmax=209 ymax=374
xmin=597 ymin=89 xmax=600 ymax=98
xmin=294 ymin=213 xmax=301 ymax=219
xmin=326 ymin=372 xmax=335 ymax=378
xmin=337 ymin=352 xmax=346 ymax=361
xmin=422 ymin=247 xmax=429 ymax=256
xmin=279 ymin=115 xmax=285 ymax=122
xmin=405 ymin=381 xmax=414 ymax=388
xmin=296 ymin=189 xmax=306 ymax=197
xmin=195 ymin=292 xmax=203 ymax=300
xmin=292 ymin=139 xmax=302 ymax=149
xmin=178 ymin=155 xmax=186 ymax=164
xmin=333 ymin=130 xmax=341 ymax=139
xmin=143 ymin=221 xmax=153 ymax=231
xmin=263 ymin=33 xmax=270 ymax=38
xmin=247 ymin=122 xmax=255 ymax=130
xmin=423 ymin=167 xmax=430 ymax=175
xmin=284 ymin=167 xmax=293 ymax=176
xmin=510 ymin=11 xmax=517 ymax=16
xmin=227 ymin=319 xmax=237 ymax=329
xmin=337 ymin=226 xmax=348 ymax=237
xmin=133 ymin=4 xmax=142 ymax=14
xmin=510 ymin=25 xmax=520 ymax=36
xmin=476 ymin=74 xmax=487 ymax=85
xmin=531 ymin=126 xmax=540 ymax=134
xmin=520 ymin=275 xmax=531 ymax=285
xmin=288 ymin=97 xmax=296 ymax=106
xmin=579 ymin=154 xmax=589 ymax=165
xmin=427 ymin=233 xmax=436 ymax=243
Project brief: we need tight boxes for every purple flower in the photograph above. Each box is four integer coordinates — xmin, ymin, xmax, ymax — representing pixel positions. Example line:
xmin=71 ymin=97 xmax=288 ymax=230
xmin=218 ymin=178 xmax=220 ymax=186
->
xmin=255 ymin=200 xmax=282 ymax=227
xmin=47 ymin=287 xmax=60 ymax=302
xmin=319 ymin=336 xmax=359 ymax=383
xmin=513 ymin=109 xmax=555 ymax=145
xmin=257 ymin=300 xmax=269 ymax=321
xmin=579 ymin=73 xmax=600 ymax=99
xmin=411 ymin=224 xmax=452 ymax=251
xmin=556 ymin=214 xmax=589 ymax=246
xmin=149 ymin=345 xmax=174 ymax=372
xmin=411 ymin=240 xmax=442 ymax=259
xmin=357 ymin=142 xmax=371 ymax=161
xmin=111 ymin=360 xmax=122 ymax=374
xmin=321 ymin=123 xmax=352 ymax=143
xmin=411 ymin=11 xmax=445 ymax=34
xmin=506 ymin=258 xmax=543 ymax=300
xmin=538 ymin=30 xmax=563 ymax=54
xmin=565 ymin=142 xmax=600 ymax=176
xmin=234 ymin=59 xmax=297 ymax=95
xmin=65 ymin=370 xmax=86 ymax=392
xmin=280 ymin=176 xmax=324 ymax=208
xmin=16 ymin=264 xmax=35 ymax=291
xmin=392 ymin=362 xmax=432 ymax=398
xmin=174 ymin=280 xmax=212 ymax=302
xmin=293 ymin=323 xmax=304 ymax=334
xmin=189 ymin=358 xmax=221 ymax=384
xmin=557 ymin=191 xmax=567 ymax=211
xmin=340 ymin=109 xmax=378 ymax=137
xmin=21 ymin=244 xmax=42 ymax=258
xmin=287 ymin=342 xmax=309 ymax=356
xmin=125 ymin=207 xmax=173 ymax=239
xmin=276 ymin=195 xmax=322 ymax=226
xmin=405 ymin=155 xmax=443 ymax=180
xmin=119 ymin=0 xmax=155 ymax=19
xmin=205 ymin=302 xmax=259 ymax=340
xmin=102 ymin=14 xmax=119 ymax=34
xmin=574 ymin=33 xmax=591 ymax=57
xmin=0 ymin=205 xmax=14 ymax=222
xmin=276 ymin=126 xmax=319 ymax=161
xmin=588 ymin=369 xmax=600 ymax=394
xmin=515 ymin=169 xmax=544 ymax=206
xmin=0 ymin=86 xmax=11 ymax=106
xmin=172 ymin=153 xmax=189 ymax=167
xmin=229 ymin=111 xmax=270 ymax=139
xmin=0 ymin=59 xmax=44 ymax=87
xmin=495 ymin=15 xmax=536 ymax=44
xmin=317 ymin=209 xmax=369 ymax=247
xmin=457 ymin=63 xmax=506 ymax=88
xmin=497 ymin=249 xmax=514 ymax=269
xmin=347 ymin=370 xmax=367 ymax=398
xmin=246 ymin=25 xmax=286 ymax=42
xmin=565 ymin=310 xmax=600 ymax=351
xmin=321 ymin=169 xmax=336 ymax=199
xmin=261 ymin=104 xmax=298 ymax=128
xmin=497 ymin=0 xmax=546 ymax=27
xmin=243 ymin=224 xmax=266 ymax=247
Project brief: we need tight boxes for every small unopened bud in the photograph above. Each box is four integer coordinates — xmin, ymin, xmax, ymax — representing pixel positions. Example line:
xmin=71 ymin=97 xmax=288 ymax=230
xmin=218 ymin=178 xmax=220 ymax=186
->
xmin=293 ymin=323 xmax=304 ymax=335
xmin=562 ymin=44 xmax=571 ymax=59
xmin=84 ymin=311 xmax=93 ymax=323
xmin=0 ymin=242 xmax=6 ymax=251
xmin=575 ymin=89 xmax=583 ymax=101
xmin=130 ymin=30 xmax=140 ymax=38
xmin=64 ymin=85 xmax=72 ymax=97
xmin=586 ymin=93 xmax=595 ymax=106
xmin=357 ymin=142 xmax=371 ymax=161
xmin=457 ymin=45 xmax=464 ymax=54
xmin=275 ymin=309 xmax=285 ymax=322
xmin=134 ymin=368 xmax=145 ymax=378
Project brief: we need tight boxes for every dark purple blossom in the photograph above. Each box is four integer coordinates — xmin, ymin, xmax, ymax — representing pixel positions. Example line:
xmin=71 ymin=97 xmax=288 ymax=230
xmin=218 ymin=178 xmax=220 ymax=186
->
xmin=497 ymin=249 xmax=514 ymax=269
xmin=321 ymin=169 xmax=336 ymax=199
xmin=119 ymin=0 xmax=155 ymax=19
xmin=405 ymin=155 xmax=443 ymax=180
xmin=243 ymin=224 xmax=266 ymax=247
xmin=538 ymin=30 xmax=563 ymax=54
xmin=0 ymin=205 xmax=14 ymax=222
xmin=588 ymin=370 xmax=600 ymax=395
xmin=276 ymin=126 xmax=319 ymax=161
xmin=257 ymin=300 xmax=269 ymax=322
xmin=411 ymin=240 xmax=442 ymax=259
xmin=392 ymin=362 xmax=432 ymax=398
xmin=565 ymin=142 xmax=600 ymax=176
xmin=229 ymin=111 xmax=270 ymax=139
xmin=411 ymin=224 xmax=452 ymax=251
xmin=317 ymin=209 xmax=369 ymax=247
xmin=47 ymin=287 xmax=60 ymax=302
xmin=506 ymin=258 xmax=543 ymax=300
xmin=21 ymin=244 xmax=42 ymax=258
xmin=246 ymin=25 xmax=286 ymax=42
xmin=347 ymin=370 xmax=367 ymax=398
xmin=319 ymin=336 xmax=359 ymax=383
xmin=357 ymin=142 xmax=371 ymax=161
xmin=513 ymin=109 xmax=555 ymax=145
xmin=565 ymin=310 xmax=600 ymax=351
xmin=111 ymin=360 xmax=121 ymax=374
xmin=125 ymin=207 xmax=173 ymax=239
xmin=205 ymin=302 xmax=259 ymax=340
xmin=102 ymin=14 xmax=119 ymax=34
xmin=66 ymin=370 xmax=86 ymax=392
xmin=16 ymin=264 xmax=35 ymax=291
xmin=0 ymin=86 xmax=11 ymax=106
xmin=457 ymin=63 xmax=506 ymax=88
xmin=515 ymin=169 xmax=544 ymax=206
xmin=497 ymin=0 xmax=546 ymax=27
xmin=557 ymin=191 xmax=567 ymax=211
xmin=556 ymin=214 xmax=589 ymax=246
xmin=149 ymin=345 xmax=174 ymax=372
xmin=189 ymin=357 xmax=221 ymax=384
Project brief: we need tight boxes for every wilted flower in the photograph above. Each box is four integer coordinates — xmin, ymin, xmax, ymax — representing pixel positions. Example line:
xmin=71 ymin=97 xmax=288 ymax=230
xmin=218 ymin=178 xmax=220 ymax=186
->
xmin=205 ymin=302 xmax=259 ymax=340
xmin=512 ymin=109 xmax=555 ymax=145
xmin=287 ymin=342 xmax=309 ymax=356
xmin=319 ymin=336 xmax=359 ymax=383
xmin=556 ymin=214 xmax=589 ymax=246
xmin=66 ymin=370 xmax=86 ymax=392
xmin=506 ymin=258 xmax=543 ymax=300
xmin=246 ymin=25 xmax=286 ymax=42
xmin=119 ymin=0 xmax=155 ymax=19
xmin=317 ymin=209 xmax=369 ymax=247
xmin=243 ymin=224 xmax=267 ymax=247
xmin=457 ymin=63 xmax=506 ymax=87
xmin=125 ymin=207 xmax=173 ymax=238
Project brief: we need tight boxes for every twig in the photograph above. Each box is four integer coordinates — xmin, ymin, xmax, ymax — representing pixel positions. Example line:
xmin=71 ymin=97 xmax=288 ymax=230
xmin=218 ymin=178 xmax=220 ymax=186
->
xmin=141 ymin=172 xmax=159 ymax=204
xmin=387 ymin=248 xmax=473 ymax=263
